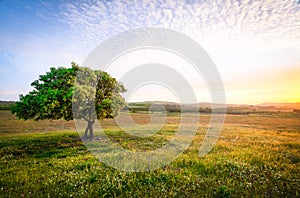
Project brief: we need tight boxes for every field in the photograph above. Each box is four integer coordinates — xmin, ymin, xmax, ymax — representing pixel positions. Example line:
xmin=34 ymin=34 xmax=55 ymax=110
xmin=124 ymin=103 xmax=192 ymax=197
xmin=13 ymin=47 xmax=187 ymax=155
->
xmin=0 ymin=110 xmax=299 ymax=197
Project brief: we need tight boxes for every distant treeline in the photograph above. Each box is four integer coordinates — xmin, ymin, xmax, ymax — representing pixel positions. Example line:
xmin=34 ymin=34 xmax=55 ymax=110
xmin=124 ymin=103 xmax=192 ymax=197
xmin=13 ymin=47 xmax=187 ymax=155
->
xmin=124 ymin=102 xmax=300 ymax=114
xmin=125 ymin=104 xmax=225 ymax=114
xmin=0 ymin=101 xmax=16 ymax=110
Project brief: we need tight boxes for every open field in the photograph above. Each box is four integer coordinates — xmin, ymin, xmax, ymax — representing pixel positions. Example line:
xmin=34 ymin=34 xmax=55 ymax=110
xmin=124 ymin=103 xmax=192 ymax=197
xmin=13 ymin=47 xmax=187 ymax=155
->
xmin=0 ymin=110 xmax=299 ymax=197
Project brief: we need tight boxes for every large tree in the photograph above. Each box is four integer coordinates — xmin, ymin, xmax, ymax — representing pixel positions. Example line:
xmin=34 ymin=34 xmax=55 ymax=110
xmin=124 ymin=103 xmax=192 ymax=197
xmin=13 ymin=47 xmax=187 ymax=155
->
xmin=12 ymin=62 xmax=126 ymax=140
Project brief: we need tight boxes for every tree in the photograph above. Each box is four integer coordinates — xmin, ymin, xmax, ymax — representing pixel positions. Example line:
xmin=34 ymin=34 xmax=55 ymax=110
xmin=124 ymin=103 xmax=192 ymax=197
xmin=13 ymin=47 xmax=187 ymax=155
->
xmin=12 ymin=62 xmax=126 ymax=140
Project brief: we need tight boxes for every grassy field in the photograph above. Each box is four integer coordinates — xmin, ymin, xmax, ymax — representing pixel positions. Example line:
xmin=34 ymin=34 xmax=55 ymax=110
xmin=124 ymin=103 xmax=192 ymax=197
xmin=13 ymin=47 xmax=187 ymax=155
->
xmin=0 ymin=110 xmax=299 ymax=197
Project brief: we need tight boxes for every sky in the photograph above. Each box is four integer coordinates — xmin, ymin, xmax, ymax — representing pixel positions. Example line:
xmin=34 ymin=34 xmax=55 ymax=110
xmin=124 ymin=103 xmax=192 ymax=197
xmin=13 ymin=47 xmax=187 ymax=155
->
xmin=0 ymin=0 xmax=299 ymax=104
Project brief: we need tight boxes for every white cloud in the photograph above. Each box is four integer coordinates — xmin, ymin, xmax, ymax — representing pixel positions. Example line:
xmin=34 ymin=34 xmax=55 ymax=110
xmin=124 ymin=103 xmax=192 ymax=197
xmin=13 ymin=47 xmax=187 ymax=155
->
xmin=0 ymin=0 xmax=299 ymax=102
xmin=54 ymin=0 xmax=299 ymax=55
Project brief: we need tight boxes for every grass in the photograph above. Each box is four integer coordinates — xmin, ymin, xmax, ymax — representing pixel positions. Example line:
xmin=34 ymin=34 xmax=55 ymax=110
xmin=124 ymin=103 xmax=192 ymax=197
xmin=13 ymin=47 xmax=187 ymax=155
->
xmin=0 ymin=110 xmax=299 ymax=197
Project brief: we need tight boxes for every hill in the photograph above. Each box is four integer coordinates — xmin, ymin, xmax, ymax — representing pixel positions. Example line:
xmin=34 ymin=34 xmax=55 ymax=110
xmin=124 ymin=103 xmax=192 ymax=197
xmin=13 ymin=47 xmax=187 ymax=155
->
xmin=256 ymin=102 xmax=300 ymax=109
xmin=0 ymin=101 xmax=16 ymax=110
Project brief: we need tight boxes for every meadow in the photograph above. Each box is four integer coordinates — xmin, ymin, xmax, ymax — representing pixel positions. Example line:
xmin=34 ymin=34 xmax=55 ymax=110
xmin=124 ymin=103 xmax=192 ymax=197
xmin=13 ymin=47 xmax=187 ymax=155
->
xmin=0 ymin=110 xmax=299 ymax=197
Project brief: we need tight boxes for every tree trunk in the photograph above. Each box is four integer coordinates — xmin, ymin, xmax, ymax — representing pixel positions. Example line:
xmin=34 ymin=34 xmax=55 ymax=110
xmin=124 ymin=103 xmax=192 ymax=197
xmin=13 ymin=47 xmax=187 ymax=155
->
xmin=88 ymin=120 xmax=94 ymax=140
xmin=83 ymin=125 xmax=89 ymax=140
xmin=83 ymin=120 xmax=94 ymax=141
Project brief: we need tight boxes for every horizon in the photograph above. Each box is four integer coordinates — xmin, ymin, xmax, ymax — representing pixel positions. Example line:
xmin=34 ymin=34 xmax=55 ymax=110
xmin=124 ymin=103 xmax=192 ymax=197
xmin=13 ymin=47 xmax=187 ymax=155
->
xmin=1 ymin=99 xmax=300 ymax=107
xmin=0 ymin=0 xmax=299 ymax=104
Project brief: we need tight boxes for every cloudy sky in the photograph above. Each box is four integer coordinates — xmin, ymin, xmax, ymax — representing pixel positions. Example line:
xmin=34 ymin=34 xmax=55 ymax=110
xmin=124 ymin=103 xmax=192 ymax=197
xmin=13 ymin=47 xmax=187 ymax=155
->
xmin=0 ymin=0 xmax=299 ymax=104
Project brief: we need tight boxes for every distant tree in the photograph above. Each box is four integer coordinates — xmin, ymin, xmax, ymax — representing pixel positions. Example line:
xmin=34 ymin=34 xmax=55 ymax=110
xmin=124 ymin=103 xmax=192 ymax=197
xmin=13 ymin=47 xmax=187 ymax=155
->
xmin=293 ymin=109 xmax=300 ymax=113
xmin=12 ymin=62 xmax=126 ymax=140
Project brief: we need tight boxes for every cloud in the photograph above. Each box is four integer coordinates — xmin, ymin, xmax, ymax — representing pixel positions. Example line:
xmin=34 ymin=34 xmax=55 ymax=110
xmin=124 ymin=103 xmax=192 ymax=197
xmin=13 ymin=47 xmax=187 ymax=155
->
xmin=55 ymin=0 xmax=299 ymax=53
xmin=0 ymin=0 xmax=299 ymax=101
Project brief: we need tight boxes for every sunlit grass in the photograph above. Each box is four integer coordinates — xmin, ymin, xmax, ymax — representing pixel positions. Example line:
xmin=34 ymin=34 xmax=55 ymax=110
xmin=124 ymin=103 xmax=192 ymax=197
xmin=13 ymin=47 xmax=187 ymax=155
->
xmin=0 ymin=110 xmax=299 ymax=197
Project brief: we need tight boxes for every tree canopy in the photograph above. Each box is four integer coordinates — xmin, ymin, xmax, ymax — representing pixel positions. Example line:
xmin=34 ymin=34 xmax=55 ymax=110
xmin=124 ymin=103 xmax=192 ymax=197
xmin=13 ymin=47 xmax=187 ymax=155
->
xmin=12 ymin=62 xmax=126 ymax=140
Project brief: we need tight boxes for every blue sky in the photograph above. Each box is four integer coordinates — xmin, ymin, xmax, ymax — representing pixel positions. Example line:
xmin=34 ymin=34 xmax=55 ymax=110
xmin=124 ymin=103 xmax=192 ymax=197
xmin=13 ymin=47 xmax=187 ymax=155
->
xmin=0 ymin=0 xmax=299 ymax=104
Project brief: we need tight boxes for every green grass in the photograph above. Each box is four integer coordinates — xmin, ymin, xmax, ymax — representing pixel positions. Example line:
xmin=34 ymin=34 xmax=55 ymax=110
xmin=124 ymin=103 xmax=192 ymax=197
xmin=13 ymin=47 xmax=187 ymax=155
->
xmin=0 ymin=110 xmax=299 ymax=197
